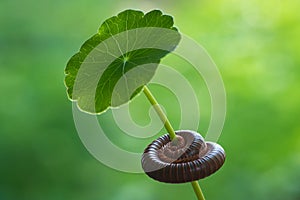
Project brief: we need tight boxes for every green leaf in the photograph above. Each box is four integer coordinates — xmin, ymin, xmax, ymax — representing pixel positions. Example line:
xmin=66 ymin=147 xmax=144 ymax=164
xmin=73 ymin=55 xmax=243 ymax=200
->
xmin=65 ymin=9 xmax=180 ymax=114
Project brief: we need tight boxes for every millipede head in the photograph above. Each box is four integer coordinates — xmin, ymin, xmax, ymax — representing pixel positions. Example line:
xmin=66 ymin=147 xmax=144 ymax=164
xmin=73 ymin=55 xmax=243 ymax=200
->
xmin=141 ymin=130 xmax=226 ymax=183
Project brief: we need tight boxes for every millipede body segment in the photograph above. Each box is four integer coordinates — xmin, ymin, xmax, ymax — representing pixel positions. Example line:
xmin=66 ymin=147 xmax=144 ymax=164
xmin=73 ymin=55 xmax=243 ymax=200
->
xmin=141 ymin=130 xmax=225 ymax=183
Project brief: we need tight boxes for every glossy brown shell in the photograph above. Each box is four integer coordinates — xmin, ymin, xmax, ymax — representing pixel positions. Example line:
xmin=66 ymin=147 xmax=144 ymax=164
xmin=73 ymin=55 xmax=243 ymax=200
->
xmin=141 ymin=130 xmax=225 ymax=183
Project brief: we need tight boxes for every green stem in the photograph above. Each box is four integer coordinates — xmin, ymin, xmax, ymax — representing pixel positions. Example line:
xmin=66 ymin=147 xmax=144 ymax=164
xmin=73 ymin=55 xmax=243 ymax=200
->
xmin=191 ymin=181 xmax=205 ymax=200
xmin=143 ymin=86 xmax=206 ymax=200
xmin=143 ymin=86 xmax=176 ymax=140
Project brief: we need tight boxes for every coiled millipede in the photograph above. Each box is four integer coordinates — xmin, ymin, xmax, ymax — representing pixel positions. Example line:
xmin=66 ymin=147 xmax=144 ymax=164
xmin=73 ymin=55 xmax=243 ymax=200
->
xmin=141 ymin=130 xmax=225 ymax=183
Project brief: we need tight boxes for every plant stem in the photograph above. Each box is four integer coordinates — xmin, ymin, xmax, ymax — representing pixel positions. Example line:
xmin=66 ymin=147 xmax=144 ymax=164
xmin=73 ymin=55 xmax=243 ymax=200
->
xmin=143 ymin=85 xmax=206 ymax=200
xmin=191 ymin=181 xmax=205 ymax=200
xmin=143 ymin=86 xmax=176 ymax=140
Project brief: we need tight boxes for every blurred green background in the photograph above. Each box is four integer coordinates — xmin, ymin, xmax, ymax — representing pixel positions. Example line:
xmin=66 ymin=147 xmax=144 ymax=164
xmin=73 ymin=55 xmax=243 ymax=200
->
xmin=1 ymin=0 xmax=300 ymax=199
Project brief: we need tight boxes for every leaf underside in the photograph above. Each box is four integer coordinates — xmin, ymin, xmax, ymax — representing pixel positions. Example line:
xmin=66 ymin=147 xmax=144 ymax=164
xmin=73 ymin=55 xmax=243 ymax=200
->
xmin=65 ymin=9 xmax=180 ymax=114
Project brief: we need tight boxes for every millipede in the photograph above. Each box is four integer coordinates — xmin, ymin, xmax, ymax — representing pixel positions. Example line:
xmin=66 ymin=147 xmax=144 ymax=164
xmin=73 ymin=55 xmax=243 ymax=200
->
xmin=141 ymin=130 xmax=226 ymax=183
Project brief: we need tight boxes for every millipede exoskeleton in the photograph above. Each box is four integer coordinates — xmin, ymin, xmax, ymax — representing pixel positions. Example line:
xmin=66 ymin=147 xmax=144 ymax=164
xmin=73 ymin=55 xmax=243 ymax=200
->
xmin=141 ymin=130 xmax=225 ymax=183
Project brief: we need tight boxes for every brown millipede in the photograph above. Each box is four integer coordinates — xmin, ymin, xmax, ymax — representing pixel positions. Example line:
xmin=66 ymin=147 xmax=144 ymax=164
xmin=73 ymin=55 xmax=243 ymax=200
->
xmin=141 ymin=130 xmax=225 ymax=183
